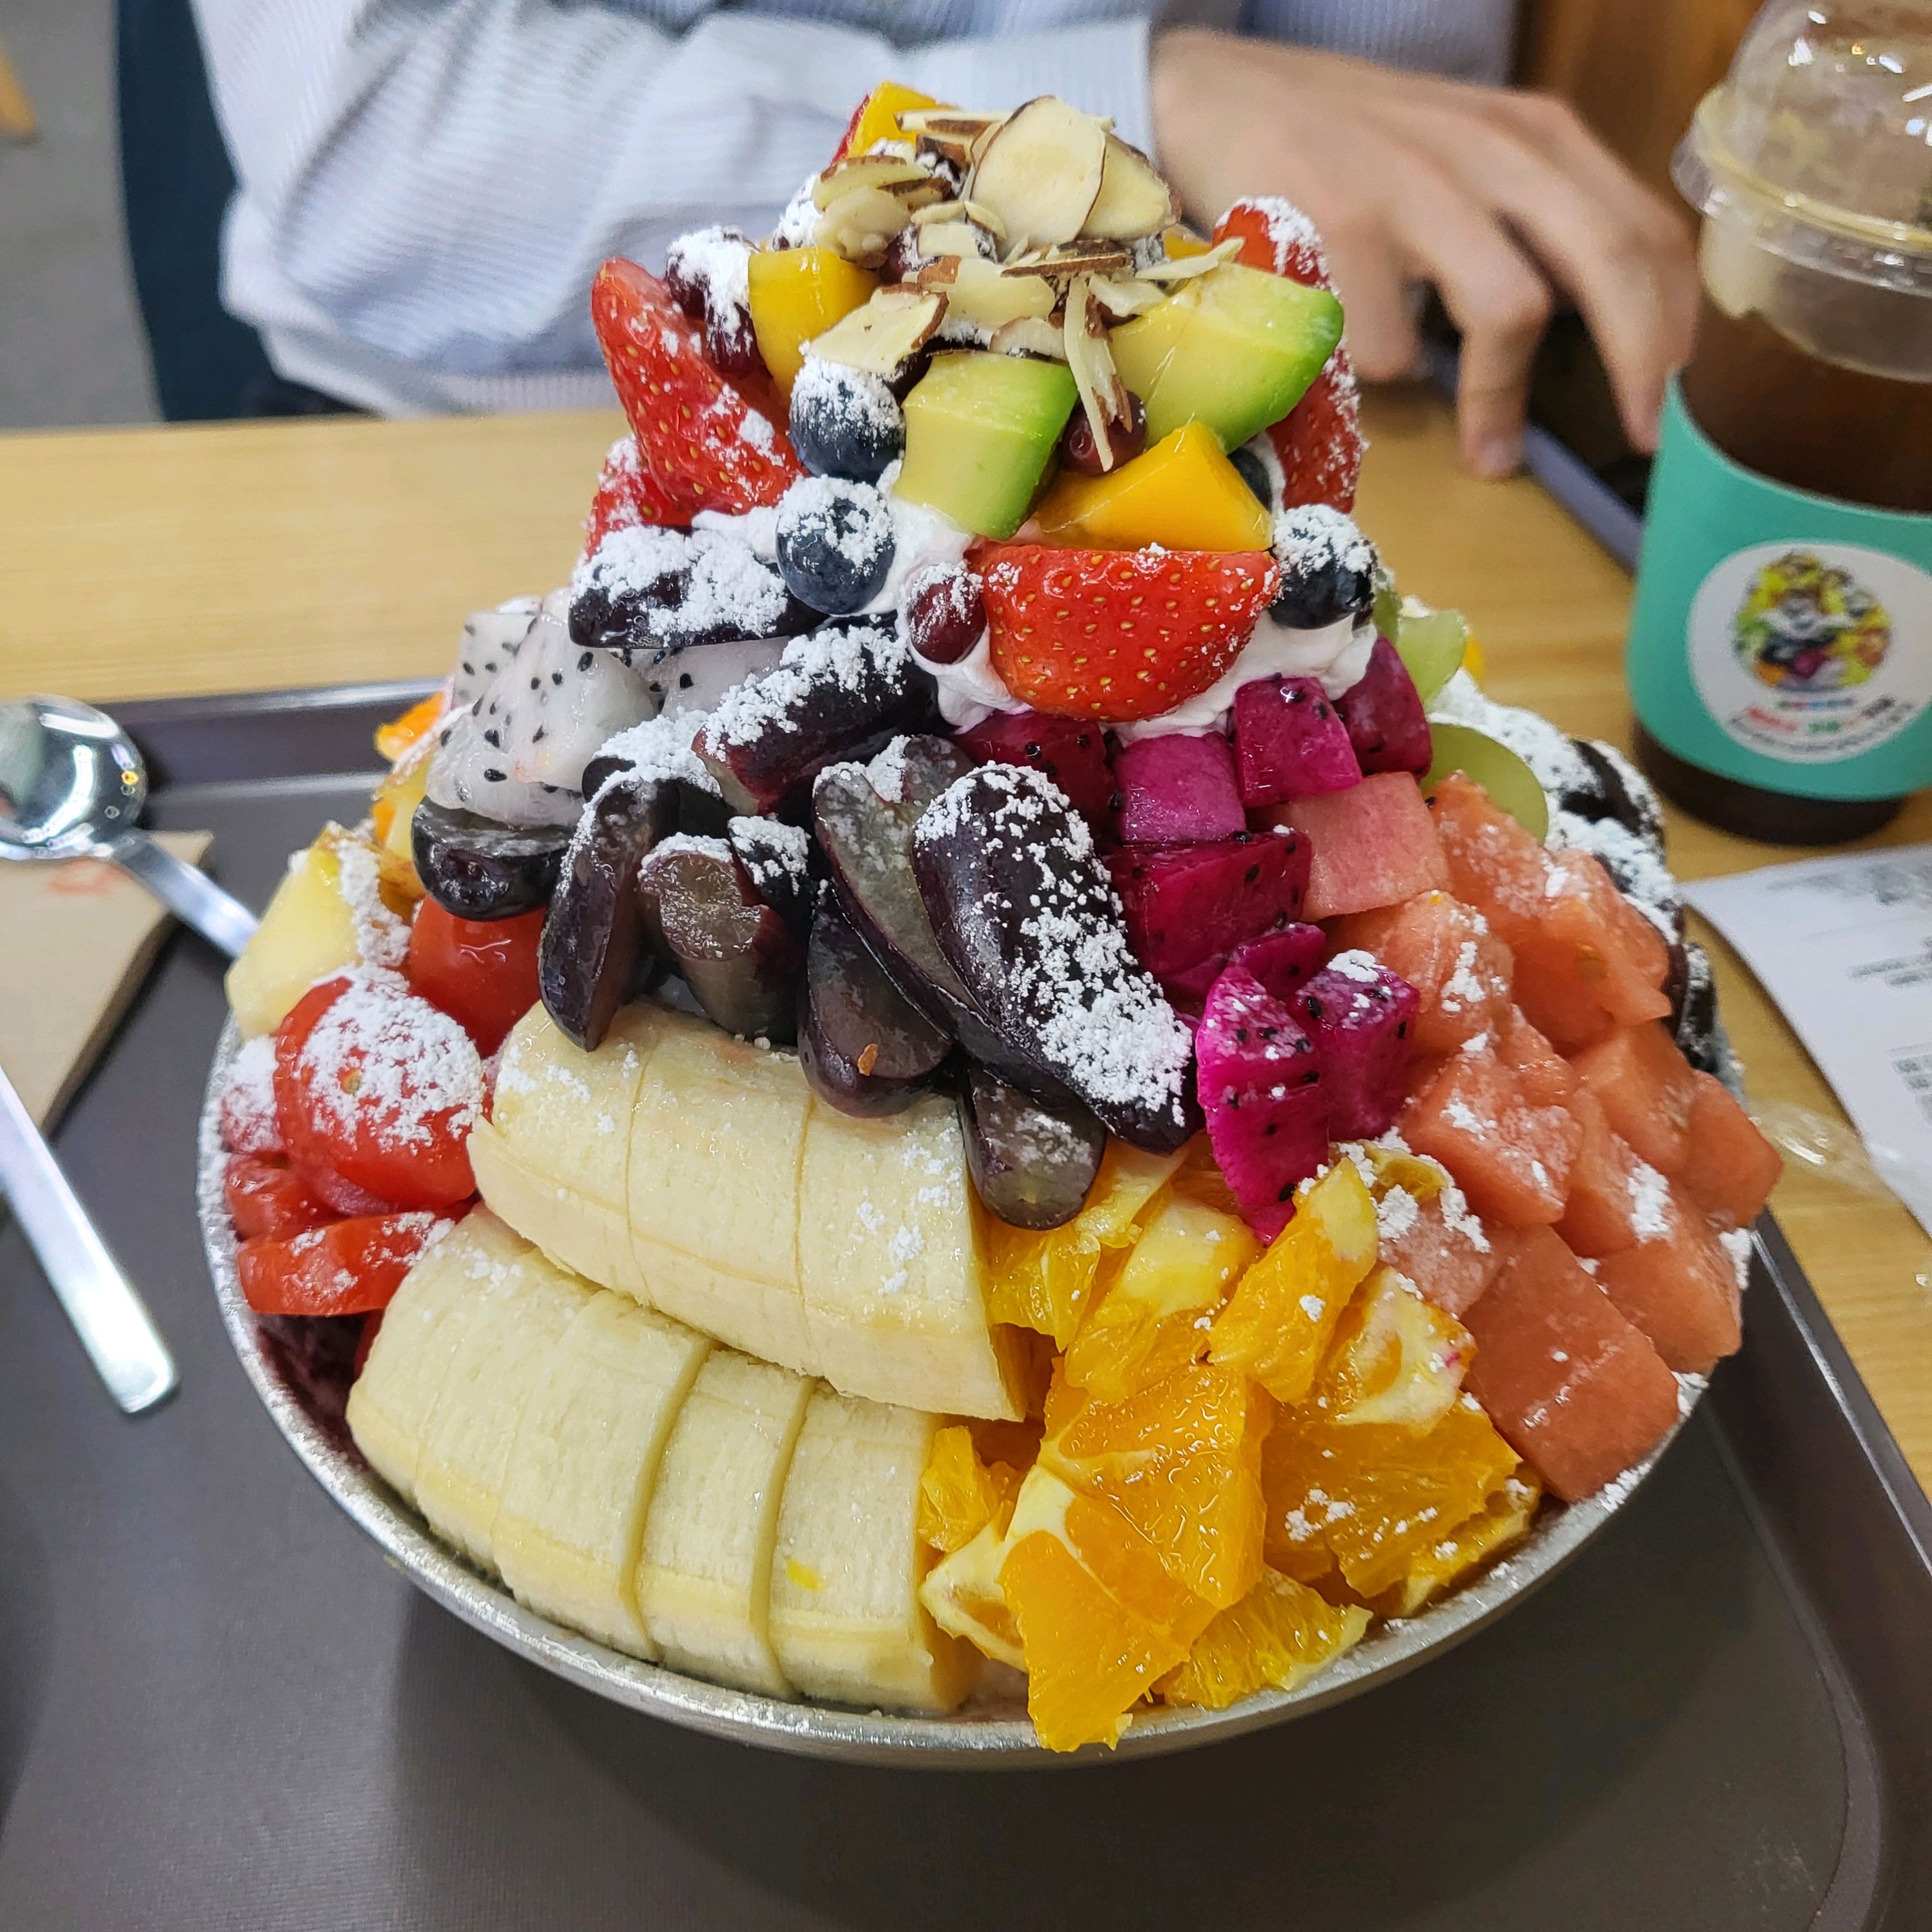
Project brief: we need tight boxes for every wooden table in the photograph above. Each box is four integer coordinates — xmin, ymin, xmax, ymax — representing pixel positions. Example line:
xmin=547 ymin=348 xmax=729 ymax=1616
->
xmin=5 ymin=388 xmax=1929 ymax=1487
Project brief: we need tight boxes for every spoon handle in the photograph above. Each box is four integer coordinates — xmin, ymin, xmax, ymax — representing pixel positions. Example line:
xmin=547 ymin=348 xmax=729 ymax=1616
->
xmin=0 ymin=1061 xmax=178 ymax=1414
xmin=108 ymin=831 xmax=258 ymax=960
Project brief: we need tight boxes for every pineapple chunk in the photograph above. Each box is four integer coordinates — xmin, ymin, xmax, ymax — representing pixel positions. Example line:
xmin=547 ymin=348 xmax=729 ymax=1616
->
xmin=371 ymin=743 xmax=434 ymax=874
xmin=224 ymin=825 xmax=414 ymax=1038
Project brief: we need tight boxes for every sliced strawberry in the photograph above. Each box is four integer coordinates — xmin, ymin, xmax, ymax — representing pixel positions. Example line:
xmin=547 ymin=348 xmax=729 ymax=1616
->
xmin=974 ymin=544 xmax=1279 ymax=722
xmin=584 ymin=434 xmax=688 ymax=553
xmin=1213 ymin=199 xmax=1365 ymax=512
xmin=830 ymin=93 xmax=870 ymax=166
xmin=591 ymin=258 xmax=803 ymax=519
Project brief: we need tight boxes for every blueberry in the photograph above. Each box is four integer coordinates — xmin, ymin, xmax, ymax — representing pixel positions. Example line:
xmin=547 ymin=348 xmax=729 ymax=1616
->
xmin=776 ymin=478 xmax=896 ymax=616
xmin=788 ymin=357 xmax=905 ymax=484
xmin=1229 ymin=443 xmax=1274 ymax=508
xmin=1268 ymin=504 xmax=1377 ymax=630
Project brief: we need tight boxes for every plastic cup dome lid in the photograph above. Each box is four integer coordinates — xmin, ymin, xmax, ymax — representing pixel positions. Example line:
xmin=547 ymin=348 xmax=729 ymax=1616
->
xmin=1676 ymin=0 xmax=1932 ymax=294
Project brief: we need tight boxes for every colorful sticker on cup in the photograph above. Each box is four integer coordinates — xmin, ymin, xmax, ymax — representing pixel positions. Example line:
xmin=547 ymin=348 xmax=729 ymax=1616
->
xmin=1687 ymin=541 xmax=1932 ymax=765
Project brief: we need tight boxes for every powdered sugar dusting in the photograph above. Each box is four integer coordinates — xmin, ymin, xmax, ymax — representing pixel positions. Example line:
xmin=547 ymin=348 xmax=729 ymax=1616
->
xmin=296 ymin=980 xmax=482 ymax=1149
xmin=1629 ymin=1159 xmax=1670 ymax=1240
xmin=220 ymin=1034 xmax=282 ymax=1152
xmin=704 ymin=619 xmax=905 ymax=752
xmin=728 ymin=815 xmax=809 ymax=898
xmin=332 ymin=837 xmax=411 ymax=970
xmin=593 ymin=712 xmax=719 ymax=796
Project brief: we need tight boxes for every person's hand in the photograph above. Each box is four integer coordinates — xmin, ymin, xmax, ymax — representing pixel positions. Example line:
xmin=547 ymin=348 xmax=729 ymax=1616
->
xmin=1150 ymin=30 xmax=1698 ymax=478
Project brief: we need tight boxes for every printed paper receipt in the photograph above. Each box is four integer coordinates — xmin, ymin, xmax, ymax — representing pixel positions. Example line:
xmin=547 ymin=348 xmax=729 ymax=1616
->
xmin=1683 ymin=845 xmax=1932 ymax=1239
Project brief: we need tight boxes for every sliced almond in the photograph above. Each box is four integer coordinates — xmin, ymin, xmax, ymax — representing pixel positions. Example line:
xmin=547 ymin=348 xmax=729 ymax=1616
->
xmin=812 ymin=154 xmax=930 ymax=210
xmin=914 ymin=218 xmax=993 ymax=262
xmin=898 ymin=109 xmax=1005 ymax=139
xmin=805 ymin=284 xmax=947 ymax=378
xmin=1089 ymin=274 xmax=1164 ymax=320
xmin=914 ymin=254 xmax=961 ymax=287
xmin=1063 ymin=276 xmax=1133 ymax=471
xmin=1081 ymin=136 xmax=1180 ymax=241
xmin=1133 ymin=237 xmax=1242 ymax=283
xmin=1000 ymin=240 xmax=1134 ymax=281
xmin=814 ymin=185 xmax=914 ymax=262
xmin=965 ymin=97 xmax=1107 ymax=252
xmin=987 ymin=316 xmax=1069 ymax=360
xmin=941 ymin=252 xmax=1056 ymax=332
xmin=958 ymin=197 xmax=1008 ymax=244
xmin=910 ymin=199 xmax=965 ymax=227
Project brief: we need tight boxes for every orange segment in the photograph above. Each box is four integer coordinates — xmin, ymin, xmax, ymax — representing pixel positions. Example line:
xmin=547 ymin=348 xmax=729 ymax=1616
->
xmin=1208 ymin=1159 xmax=1379 ymax=1401
xmin=1313 ymin=1265 xmax=1474 ymax=1434
xmin=374 ymin=692 xmax=445 ymax=765
xmin=1167 ymin=1131 xmax=1243 ymax=1218
xmin=1065 ymin=1193 xmax=1259 ymax=1403
xmin=1042 ymin=1361 xmax=1269 ymax=1610
xmin=1262 ymin=1393 xmax=1519 ymax=1599
xmin=998 ymin=1469 xmax=1214 ymax=1751
xmin=984 ymin=1142 xmax=1181 ymax=1346
xmin=920 ymin=1523 xmax=1025 ymax=1670
xmin=1378 ymin=1472 xmax=1541 ymax=1616
xmin=918 ymin=1423 xmax=1022 ymax=1556
xmin=1158 ymin=1568 xmax=1370 ymax=1711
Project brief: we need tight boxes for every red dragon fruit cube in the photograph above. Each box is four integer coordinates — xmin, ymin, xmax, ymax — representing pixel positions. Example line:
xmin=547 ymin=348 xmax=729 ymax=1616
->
xmin=1232 ymin=675 xmax=1362 ymax=807
xmin=1105 ymin=830 xmax=1311 ymax=981
xmin=1292 ymin=951 xmax=1420 ymax=1138
xmin=1228 ymin=923 xmax=1328 ymax=1001
xmin=1113 ymin=730 xmax=1246 ymax=845
xmin=958 ymin=709 xmax=1116 ymax=834
xmin=1335 ymin=637 xmax=1432 ymax=776
xmin=1197 ymin=964 xmax=1330 ymax=1241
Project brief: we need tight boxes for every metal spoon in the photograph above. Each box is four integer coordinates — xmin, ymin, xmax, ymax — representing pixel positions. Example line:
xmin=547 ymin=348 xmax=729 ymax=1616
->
xmin=0 ymin=695 xmax=257 ymax=954
xmin=0 ymin=696 xmax=258 ymax=1413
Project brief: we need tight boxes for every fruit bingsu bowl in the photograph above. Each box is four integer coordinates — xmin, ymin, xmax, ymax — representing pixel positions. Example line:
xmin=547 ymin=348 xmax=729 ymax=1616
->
xmin=204 ymin=83 xmax=1782 ymax=1757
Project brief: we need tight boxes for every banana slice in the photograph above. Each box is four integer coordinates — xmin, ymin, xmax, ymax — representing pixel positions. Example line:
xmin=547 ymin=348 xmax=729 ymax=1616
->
xmin=796 ymin=1096 xmax=1020 ymax=1419
xmin=493 ymin=1294 xmax=712 ymax=1658
xmin=635 ymin=1350 xmax=814 ymax=1696
xmin=471 ymin=1003 xmax=660 ymax=1298
xmin=412 ymin=1234 xmax=597 ymax=1569
xmin=770 ymin=1387 xmax=980 ymax=1712
xmin=346 ymin=1209 xmax=530 ymax=1505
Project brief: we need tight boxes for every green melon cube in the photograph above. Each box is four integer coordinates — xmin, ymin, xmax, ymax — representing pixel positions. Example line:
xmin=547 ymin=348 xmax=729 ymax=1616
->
xmin=894 ymin=351 xmax=1079 ymax=540
xmin=1110 ymin=263 xmax=1344 ymax=453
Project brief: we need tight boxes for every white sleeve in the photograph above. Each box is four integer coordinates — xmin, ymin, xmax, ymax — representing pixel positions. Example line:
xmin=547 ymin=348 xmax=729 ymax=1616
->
xmin=190 ymin=0 xmax=1153 ymax=377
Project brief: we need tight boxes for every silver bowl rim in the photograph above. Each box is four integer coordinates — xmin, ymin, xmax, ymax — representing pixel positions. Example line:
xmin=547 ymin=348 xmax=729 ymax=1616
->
xmin=198 ymin=1015 xmax=1699 ymax=1767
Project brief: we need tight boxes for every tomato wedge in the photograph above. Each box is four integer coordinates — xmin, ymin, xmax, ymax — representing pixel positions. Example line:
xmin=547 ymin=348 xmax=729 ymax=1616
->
xmin=236 ymin=1212 xmax=453 ymax=1317
xmin=274 ymin=974 xmax=482 ymax=1209
xmin=406 ymin=901 xmax=544 ymax=1054
xmin=224 ymin=1155 xmax=333 ymax=1241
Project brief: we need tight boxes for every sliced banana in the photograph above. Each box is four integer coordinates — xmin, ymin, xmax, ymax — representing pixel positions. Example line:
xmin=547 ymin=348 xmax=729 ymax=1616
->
xmin=635 ymin=1351 xmax=814 ymax=1697
xmin=770 ymin=1388 xmax=979 ymax=1712
xmin=493 ymin=1293 xmax=712 ymax=1657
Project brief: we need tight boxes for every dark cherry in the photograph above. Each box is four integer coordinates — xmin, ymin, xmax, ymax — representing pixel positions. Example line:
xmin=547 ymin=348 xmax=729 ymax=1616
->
xmin=1060 ymin=391 xmax=1147 ymax=476
xmin=901 ymin=565 xmax=984 ymax=666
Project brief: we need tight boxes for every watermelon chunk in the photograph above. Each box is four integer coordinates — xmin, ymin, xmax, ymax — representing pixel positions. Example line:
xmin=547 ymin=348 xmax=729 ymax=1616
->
xmin=958 ymin=710 xmax=1116 ymax=834
xmin=1556 ymin=1088 xmax=1652 ymax=1258
xmin=1276 ymin=773 xmax=1450 ymax=920
xmin=1429 ymin=770 xmax=1553 ymax=947
xmin=1462 ymin=1226 xmax=1680 ymax=1503
xmin=1495 ymin=1006 xmax=1577 ymax=1107
xmin=1332 ymin=890 xmax=1512 ymax=1054
xmin=1678 ymin=1073 xmax=1782 ymax=1229
xmin=1113 ymin=730 xmax=1245 ymax=845
xmin=1570 ymin=1022 xmax=1699 ymax=1177
xmin=1228 ymin=923 xmax=1326 ymax=1002
xmin=1232 ymin=676 xmax=1361 ymax=807
xmin=1197 ymin=965 xmax=1329 ymax=1240
xmin=1106 ymin=830 xmax=1310 ymax=981
xmin=1512 ymin=848 xmax=1672 ymax=1049
xmin=1335 ymin=637 xmax=1432 ymax=776
xmin=1403 ymin=1043 xmax=1581 ymax=1227
xmin=1594 ymin=1180 xmax=1744 ymax=1374
xmin=1294 ymin=953 xmax=1419 ymax=1138
xmin=1381 ymin=1179 xmax=1501 ymax=1317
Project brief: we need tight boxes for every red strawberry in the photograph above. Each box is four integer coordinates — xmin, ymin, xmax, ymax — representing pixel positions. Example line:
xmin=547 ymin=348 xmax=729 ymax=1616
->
xmin=974 ymin=544 xmax=1279 ymax=722
xmin=1213 ymin=200 xmax=1365 ymax=512
xmin=591 ymin=258 xmax=803 ymax=519
xmin=584 ymin=433 xmax=688 ymax=554
xmin=830 ymin=92 xmax=869 ymax=166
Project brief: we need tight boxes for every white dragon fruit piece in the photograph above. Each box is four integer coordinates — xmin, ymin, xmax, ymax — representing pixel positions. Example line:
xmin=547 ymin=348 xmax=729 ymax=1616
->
xmin=427 ymin=591 xmax=660 ymax=828
xmin=448 ymin=596 xmax=541 ymax=711
xmin=646 ymin=633 xmax=789 ymax=719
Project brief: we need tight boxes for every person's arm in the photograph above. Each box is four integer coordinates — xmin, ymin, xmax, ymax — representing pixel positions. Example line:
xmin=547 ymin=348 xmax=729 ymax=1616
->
xmin=1152 ymin=30 xmax=1698 ymax=477
xmin=190 ymin=0 xmax=1152 ymax=380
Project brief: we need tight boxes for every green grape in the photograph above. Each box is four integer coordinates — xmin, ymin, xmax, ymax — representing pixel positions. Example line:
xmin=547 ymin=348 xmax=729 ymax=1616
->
xmin=1423 ymin=723 xmax=1550 ymax=840
xmin=1395 ymin=607 xmax=1468 ymax=707
xmin=1370 ymin=564 xmax=1403 ymax=646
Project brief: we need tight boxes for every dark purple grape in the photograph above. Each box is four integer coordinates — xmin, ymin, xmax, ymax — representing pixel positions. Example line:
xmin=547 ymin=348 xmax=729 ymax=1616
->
xmin=1229 ymin=443 xmax=1273 ymax=508
xmin=637 ymin=836 xmax=803 ymax=1043
xmin=1563 ymin=738 xmax=1667 ymax=848
xmin=901 ymin=564 xmax=984 ymax=666
xmin=776 ymin=479 xmax=895 ymax=616
xmin=570 ymin=526 xmax=803 ymax=656
xmin=664 ymin=226 xmax=762 ymax=382
xmin=538 ymin=776 xmax=674 ymax=1050
xmin=727 ymin=815 xmax=815 ymax=939
xmin=1059 ymin=391 xmax=1146 ymax=476
xmin=704 ymin=305 xmax=765 ymax=382
xmin=910 ymin=765 xmax=1198 ymax=1151
xmin=411 ymin=798 xmax=567 ymax=922
xmin=1269 ymin=505 xmax=1377 ymax=630
xmin=1672 ymin=939 xmax=1721 ymax=1074
xmin=788 ymin=359 xmax=905 ymax=485
xmin=696 ymin=619 xmax=937 ymax=814
xmin=960 ymin=1066 xmax=1104 ymax=1229
xmin=797 ymin=898 xmax=951 ymax=1116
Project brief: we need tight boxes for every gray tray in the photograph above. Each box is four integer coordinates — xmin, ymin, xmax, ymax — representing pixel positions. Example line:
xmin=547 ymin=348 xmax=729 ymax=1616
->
xmin=2 ymin=684 xmax=1929 ymax=1926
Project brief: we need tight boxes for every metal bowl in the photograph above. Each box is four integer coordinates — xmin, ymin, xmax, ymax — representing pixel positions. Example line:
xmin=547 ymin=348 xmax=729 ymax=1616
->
xmin=199 ymin=1018 xmax=1699 ymax=1766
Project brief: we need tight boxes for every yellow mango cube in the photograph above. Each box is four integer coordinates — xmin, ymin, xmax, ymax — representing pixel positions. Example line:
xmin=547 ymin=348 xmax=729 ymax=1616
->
xmin=746 ymin=248 xmax=878 ymax=398
xmin=1032 ymin=422 xmax=1273 ymax=553
xmin=841 ymin=80 xmax=944 ymax=159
